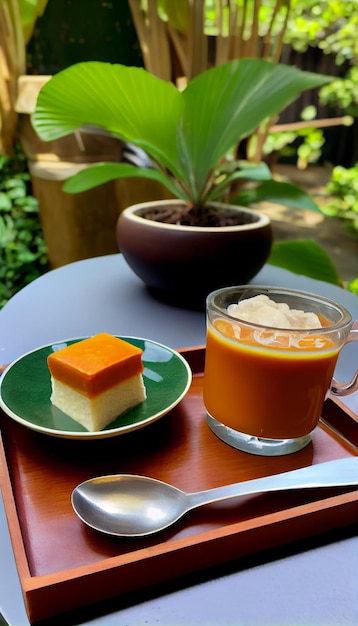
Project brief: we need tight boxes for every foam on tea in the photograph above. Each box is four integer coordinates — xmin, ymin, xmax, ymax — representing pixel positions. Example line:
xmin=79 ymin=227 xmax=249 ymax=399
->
xmin=227 ymin=294 xmax=322 ymax=329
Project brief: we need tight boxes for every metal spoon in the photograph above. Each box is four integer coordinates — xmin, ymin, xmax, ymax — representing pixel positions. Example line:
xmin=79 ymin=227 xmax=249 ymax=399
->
xmin=72 ymin=457 xmax=358 ymax=537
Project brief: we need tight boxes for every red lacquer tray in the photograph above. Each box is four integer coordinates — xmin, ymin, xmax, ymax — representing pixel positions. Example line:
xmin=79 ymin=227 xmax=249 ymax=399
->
xmin=0 ymin=347 xmax=357 ymax=624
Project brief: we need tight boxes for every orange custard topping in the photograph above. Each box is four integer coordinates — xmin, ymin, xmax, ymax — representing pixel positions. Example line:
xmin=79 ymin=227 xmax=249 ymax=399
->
xmin=47 ymin=333 xmax=144 ymax=398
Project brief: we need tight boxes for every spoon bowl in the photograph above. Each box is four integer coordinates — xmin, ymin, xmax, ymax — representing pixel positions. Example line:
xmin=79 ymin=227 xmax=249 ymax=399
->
xmin=72 ymin=458 xmax=358 ymax=537
xmin=73 ymin=474 xmax=187 ymax=536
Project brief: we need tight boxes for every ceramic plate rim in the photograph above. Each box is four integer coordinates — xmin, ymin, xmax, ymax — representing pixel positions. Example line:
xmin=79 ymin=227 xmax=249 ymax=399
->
xmin=0 ymin=336 xmax=192 ymax=440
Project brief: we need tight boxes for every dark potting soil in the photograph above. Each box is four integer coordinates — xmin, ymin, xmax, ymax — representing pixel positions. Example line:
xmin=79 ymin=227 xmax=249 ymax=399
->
xmin=139 ymin=205 xmax=258 ymax=227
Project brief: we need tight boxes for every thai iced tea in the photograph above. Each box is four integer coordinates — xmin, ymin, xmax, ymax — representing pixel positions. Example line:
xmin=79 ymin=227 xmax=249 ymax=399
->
xmin=203 ymin=287 xmax=354 ymax=451
xmin=204 ymin=318 xmax=339 ymax=439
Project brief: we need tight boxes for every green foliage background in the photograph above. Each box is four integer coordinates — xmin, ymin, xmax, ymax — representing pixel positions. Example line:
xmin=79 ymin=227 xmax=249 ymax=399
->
xmin=2 ymin=0 xmax=356 ymax=306
xmin=0 ymin=146 xmax=49 ymax=308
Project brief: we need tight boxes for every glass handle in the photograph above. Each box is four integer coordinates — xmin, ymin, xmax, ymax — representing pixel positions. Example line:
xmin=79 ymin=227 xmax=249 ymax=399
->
xmin=331 ymin=327 xmax=358 ymax=396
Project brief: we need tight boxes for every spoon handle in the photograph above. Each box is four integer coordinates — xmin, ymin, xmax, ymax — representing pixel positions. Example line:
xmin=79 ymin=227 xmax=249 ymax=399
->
xmin=187 ymin=458 xmax=358 ymax=510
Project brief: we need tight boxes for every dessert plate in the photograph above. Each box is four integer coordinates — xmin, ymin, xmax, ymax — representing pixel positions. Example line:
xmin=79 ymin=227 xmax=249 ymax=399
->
xmin=0 ymin=336 xmax=192 ymax=439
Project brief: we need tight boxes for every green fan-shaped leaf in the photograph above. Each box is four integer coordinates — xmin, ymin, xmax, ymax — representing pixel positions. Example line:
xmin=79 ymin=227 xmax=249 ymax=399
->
xmin=33 ymin=62 xmax=184 ymax=179
xmin=179 ymin=60 xmax=331 ymax=196
xmin=62 ymin=162 xmax=183 ymax=198
xmin=269 ymin=239 xmax=342 ymax=286
xmin=232 ymin=161 xmax=273 ymax=182
xmin=233 ymin=180 xmax=322 ymax=212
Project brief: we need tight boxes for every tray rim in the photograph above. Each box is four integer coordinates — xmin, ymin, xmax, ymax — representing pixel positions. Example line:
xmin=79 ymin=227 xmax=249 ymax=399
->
xmin=1 ymin=345 xmax=358 ymax=623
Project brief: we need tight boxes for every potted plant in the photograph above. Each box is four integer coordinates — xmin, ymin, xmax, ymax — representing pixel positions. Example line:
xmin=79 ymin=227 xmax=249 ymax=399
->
xmin=32 ymin=58 xmax=332 ymax=307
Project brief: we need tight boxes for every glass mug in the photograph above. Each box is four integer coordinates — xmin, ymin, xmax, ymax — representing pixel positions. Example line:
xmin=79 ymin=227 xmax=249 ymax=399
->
xmin=203 ymin=286 xmax=358 ymax=456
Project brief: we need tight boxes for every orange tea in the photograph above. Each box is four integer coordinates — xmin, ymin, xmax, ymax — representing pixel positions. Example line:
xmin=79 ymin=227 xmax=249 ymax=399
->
xmin=204 ymin=321 xmax=339 ymax=439
xmin=203 ymin=286 xmax=356 ymax=455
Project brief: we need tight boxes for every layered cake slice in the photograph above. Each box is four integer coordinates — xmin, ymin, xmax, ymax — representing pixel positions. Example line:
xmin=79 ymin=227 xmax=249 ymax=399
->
xmin=48 ymin=333 xmax=146 ymax=431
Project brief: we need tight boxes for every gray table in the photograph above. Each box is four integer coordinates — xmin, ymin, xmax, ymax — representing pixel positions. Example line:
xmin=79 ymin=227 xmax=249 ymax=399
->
xmin=0 ymin=254 xmax=357 ymax=626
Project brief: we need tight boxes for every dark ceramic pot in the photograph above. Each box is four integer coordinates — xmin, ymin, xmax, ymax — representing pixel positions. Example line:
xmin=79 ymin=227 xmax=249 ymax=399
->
xmin=116 ymin=200 xmax=273 ymax=309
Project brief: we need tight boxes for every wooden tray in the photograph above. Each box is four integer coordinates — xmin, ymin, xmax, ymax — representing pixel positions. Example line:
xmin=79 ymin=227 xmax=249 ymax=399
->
xmin=0 ymin=346 xmax=357 ymax=624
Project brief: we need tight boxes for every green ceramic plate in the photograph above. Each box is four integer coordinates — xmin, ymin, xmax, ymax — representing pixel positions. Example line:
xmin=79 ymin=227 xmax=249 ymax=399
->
xmin=0 ymin=336 xmax=192 ymax=440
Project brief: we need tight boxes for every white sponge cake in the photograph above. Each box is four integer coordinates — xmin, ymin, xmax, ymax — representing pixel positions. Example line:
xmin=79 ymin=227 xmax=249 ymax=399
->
xmin=47 ymin=333 xmax=146 ymax=431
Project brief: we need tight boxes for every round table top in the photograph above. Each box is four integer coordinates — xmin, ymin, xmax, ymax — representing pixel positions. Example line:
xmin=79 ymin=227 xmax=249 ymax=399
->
xmin=1 ymin=253 xmax=357 ymax=412
xmin=0 ymin=254 xmax=357 ymax=626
